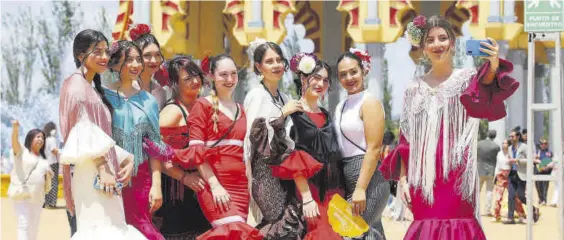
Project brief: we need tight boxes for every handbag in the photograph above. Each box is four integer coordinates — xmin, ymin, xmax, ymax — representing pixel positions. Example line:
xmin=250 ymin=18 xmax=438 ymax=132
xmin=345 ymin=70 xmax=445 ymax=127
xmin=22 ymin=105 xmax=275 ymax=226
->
xmin=8 ymin=156 xmax=39 ymax=200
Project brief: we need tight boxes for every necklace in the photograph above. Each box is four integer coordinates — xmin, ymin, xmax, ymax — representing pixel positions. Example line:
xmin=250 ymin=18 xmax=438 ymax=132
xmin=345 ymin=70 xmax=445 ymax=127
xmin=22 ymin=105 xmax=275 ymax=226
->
xmin=261 ymin=81 xmax=284 ymax=108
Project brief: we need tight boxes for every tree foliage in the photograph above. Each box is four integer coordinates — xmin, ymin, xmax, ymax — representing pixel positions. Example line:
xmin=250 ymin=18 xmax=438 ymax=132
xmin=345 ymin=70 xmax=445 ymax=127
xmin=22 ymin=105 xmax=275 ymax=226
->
xmin=382 ymin=59 xmax=394 ymax=132
xmin=38 ymin=0 xmax=83 ymax=94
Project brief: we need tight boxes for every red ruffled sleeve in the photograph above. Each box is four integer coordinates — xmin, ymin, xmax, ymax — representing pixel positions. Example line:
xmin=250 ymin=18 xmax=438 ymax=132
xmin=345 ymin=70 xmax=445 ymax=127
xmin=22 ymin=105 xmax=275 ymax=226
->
xmin=460 ymin=58 xmax=520 ymax=121
xmin=174 ymin=99 xmax=211 ymax=169
xmin=270 ymin=150 xmax=323 ymax=180
xmin=379 ymin=133 xmax=410 ymax=181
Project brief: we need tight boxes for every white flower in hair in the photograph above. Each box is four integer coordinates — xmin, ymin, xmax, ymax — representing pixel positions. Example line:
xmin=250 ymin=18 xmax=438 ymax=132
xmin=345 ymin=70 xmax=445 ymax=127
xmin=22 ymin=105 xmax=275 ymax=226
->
xmin=247 ymin=37 xmax=267 ymax=60
xmin=298 ymin=55 xmax=316 ymax=74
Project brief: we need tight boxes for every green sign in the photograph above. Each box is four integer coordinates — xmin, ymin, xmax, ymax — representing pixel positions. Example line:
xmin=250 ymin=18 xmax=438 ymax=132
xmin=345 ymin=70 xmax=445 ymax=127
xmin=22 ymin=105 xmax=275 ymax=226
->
xmin=524 ymin=0 xmax=564 ymax=32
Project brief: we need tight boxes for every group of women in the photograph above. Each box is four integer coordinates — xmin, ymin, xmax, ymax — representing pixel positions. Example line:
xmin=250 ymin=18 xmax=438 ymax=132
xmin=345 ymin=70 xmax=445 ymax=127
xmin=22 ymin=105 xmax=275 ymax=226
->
xmin=23 ymin=14 xmax=517 ymax=240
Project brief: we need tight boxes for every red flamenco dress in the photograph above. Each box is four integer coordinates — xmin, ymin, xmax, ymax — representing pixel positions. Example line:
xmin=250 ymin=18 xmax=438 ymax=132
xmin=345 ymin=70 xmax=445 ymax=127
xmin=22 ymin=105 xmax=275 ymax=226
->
xmin=379 ymin=59 xmax=519 ymax=240
xmin=180 ymin=98 xmax=263 ymax=240
xmin=271 ymin=109 xmax=344 ymax=240
xmin=154 ymin=101 xmax=211 ymax=239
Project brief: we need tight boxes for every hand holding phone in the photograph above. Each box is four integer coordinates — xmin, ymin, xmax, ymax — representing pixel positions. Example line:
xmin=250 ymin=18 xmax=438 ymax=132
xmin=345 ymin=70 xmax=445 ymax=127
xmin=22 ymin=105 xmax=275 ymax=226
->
xmin=465 ymin=39 xmax=492 ymax=57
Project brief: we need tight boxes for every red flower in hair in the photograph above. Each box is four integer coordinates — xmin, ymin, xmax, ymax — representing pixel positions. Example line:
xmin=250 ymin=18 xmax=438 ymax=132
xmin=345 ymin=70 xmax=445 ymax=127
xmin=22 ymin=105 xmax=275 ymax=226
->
xmin=154 ymin=65 xmax=170 ymax=87
xmin=201 ymin=55 xmax=211 ymax=75
xmin=413 ymin=15 xmax=427 ymax=28
xmin=129 ymin=24 xmax=151 ymax=41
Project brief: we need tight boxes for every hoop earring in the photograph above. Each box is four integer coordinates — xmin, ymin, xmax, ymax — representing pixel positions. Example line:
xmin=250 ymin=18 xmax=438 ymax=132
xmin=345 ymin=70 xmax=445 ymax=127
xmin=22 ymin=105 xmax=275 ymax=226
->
xmin=257 ymin=73 xmax=264 ymax=80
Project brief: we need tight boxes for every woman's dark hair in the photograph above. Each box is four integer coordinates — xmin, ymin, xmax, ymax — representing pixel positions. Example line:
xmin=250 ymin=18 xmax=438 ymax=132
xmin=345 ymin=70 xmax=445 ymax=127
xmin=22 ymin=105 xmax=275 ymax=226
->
xmin=73 ymin=29 xmax=113 ymax=114
xmin=253 ymin=42 xmax=289 ymax=75
xmin=43 ymin=122 xmax=57 ymax=137
xmin=336 ymin=51 xmax=364 ymax=72
xmin=108 ymin=40 xmax=145 ymax=79
xmin=167 ymin=55 xmax=205 ymax=87
xmin=383 ymin=131 xmax=396 ymax=146
xmin=418 ymin=15 xmax=456 ymax=50
xmin=24 ymin=129 xmax=46 ymax=159
xmin=294 ymin=60 xmax=332 ymax=97
xmin=502 ymin=139 xmax=511 ymax=146
xmin=133 ymin=33 xmax=160 ymax=52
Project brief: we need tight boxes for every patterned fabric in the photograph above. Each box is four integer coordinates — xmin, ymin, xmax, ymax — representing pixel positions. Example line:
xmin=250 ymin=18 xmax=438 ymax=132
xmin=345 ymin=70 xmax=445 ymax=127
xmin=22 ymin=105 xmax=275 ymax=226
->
xmin=342 ymin=155 xmax=389 ymax=240
xmin=44 ymin=163 xmax=59 ymax=207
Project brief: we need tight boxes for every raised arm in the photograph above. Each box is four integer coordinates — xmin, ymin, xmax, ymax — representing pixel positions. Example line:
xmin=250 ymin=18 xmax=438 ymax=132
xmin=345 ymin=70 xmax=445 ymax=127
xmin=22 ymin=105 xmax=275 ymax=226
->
xmin=351 ymin=97 xmax=385 ymax=215
xmin=11 ymin=120 xmax=22 ymax=156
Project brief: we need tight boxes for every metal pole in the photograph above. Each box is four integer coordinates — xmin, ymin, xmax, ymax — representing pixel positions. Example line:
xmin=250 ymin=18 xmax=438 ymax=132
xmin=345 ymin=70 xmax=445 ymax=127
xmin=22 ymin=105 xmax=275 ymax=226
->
xmin=526 ymin=32 xmax=535 ymax=240
xmin=554 ymin=34 xmax=563 ymax=240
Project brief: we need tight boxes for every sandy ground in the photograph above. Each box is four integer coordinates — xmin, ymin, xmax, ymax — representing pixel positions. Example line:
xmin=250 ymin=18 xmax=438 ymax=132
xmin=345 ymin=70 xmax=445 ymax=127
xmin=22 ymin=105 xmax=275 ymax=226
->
xmin=1 ymin=184 xmax=561 ymax=240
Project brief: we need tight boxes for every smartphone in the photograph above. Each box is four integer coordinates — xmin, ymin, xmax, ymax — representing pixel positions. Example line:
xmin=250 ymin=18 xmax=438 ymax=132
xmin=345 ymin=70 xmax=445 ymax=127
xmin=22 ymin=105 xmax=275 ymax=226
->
xmin=93 ymin=175 xmax=123 ymax=195
xmin=465 ymin=39 xmax=491 ymax=57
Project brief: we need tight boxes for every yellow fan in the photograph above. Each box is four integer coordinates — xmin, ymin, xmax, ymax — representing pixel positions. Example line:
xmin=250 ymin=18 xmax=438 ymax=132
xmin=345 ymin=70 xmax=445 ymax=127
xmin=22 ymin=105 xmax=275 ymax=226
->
xmin=327 ymin=194 xmax=369 ymax=237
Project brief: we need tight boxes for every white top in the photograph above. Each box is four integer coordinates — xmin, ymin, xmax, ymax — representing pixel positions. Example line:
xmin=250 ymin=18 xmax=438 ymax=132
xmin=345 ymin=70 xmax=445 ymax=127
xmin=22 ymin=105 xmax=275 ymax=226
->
xmin=243 ymin=86 xmax=294 ymax=163
xmin=495 ymin=150 xmax=511 ymax=174
xmin=45 ymin=136 xmax=59 ymax=165
xmin=334 ymin=90 xmax=373 ymax=158
xmin=8 ymin=147 xmax=52 ymax=203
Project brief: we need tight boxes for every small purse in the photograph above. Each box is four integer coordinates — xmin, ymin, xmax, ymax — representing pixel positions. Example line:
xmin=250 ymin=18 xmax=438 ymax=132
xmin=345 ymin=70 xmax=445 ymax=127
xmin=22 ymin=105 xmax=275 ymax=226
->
xmin=8 ymin=158 xmax=39 ymax=200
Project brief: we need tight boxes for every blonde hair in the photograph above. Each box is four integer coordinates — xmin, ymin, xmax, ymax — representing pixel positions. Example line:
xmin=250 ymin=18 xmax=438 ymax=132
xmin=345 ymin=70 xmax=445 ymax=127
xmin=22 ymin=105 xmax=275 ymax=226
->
xmin=210 ymin=82 xmax=219 ymax=133
xmin=208 ymin=54 xmax=236 ymax=133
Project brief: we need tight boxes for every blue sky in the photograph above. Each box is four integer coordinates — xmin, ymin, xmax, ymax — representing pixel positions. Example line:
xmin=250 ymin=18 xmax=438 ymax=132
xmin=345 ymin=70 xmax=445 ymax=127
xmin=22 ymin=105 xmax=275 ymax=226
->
xmin=1 ymin=1 xmax=474 ymax=117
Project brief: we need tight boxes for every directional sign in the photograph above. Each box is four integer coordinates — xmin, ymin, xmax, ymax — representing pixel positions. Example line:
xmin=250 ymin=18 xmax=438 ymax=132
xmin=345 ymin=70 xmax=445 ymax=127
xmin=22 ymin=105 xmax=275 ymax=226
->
xmin=524 ymin=0 xmax=564 ymax=32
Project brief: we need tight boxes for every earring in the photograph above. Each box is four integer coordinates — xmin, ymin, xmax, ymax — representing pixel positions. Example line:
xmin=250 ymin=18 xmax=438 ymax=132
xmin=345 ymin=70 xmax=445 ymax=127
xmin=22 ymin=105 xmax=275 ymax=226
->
xmin=257 ymin=73 xmax=263 ymax=80
xmin=109 ymin=71 xmax=120 ymax=83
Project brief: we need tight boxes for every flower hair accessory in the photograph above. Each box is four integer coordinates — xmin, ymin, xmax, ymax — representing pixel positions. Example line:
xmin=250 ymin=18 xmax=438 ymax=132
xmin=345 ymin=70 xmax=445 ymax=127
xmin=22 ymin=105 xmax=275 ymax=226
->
xmin=110 ymin=41 xmax=119 ymax=55
xmin=405 ymin=15 xmax=426 ymax=47
xmin=200 ymin=55 xmax=211 ymax=75
xmin=154 ymin=63 xmax=170 ymax=87
xmin=246 ymin=37 xmax=267 ymax=60
xmin=129 ymin=23 xmax=151 ymax=41
xmin=290 ymin=52 xmax=318 ymax=75
xmin=349 ymin=48 xmax=372 ymax=73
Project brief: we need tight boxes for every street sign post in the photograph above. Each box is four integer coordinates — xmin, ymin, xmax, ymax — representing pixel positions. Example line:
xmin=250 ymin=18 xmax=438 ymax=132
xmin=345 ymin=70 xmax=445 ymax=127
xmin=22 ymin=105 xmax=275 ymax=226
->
xmin=524 ymin=0 xmax=564 ymax=32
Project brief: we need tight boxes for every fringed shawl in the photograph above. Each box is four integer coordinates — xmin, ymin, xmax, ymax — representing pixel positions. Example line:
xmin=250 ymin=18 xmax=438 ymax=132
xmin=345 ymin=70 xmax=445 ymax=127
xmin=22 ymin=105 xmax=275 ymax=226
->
xmin=400 ymin=68 xmax=480 ymax=204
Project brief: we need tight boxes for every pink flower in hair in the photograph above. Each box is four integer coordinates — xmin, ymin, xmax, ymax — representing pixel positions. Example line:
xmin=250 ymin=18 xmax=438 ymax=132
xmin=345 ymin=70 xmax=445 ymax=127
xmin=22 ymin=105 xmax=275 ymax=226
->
xmin=413 ymin=15 xmax=427 ymax=28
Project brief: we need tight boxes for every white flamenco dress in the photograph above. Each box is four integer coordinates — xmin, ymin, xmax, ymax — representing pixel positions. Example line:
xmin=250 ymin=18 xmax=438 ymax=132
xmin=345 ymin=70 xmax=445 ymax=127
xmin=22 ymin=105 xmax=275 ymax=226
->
xmin=60 ymin=115 xmax=147 ymax=240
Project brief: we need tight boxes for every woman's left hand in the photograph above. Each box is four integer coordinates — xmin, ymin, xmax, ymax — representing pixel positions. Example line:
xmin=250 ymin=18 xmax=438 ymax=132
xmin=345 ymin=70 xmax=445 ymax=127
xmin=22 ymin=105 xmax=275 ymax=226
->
xmin=149 ymin=185 xmax=163 ymax=213
xmin=351 ymin=188 xmax=367 ymax=216
xmin=480 ymin=37 xmax=500 ymax=71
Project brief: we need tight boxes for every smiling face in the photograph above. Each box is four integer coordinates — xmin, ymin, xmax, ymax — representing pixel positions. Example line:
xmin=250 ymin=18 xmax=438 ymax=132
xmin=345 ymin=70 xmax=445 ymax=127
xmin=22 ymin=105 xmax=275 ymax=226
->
xmin=422 ymin=27 xmax=454 ymax=64
xmin=141 ymin=43 xmax=163 ymax=75
xmin=212 ymin=58 xmax=238 ymax=97
xmin=113 ymin=47 xmax=144 ymax=81
xmin=82 ymin=41 xmax=110 ymax=74
xmin=255 ymin=48 xmax=285 ymax=82
xmin=303 ymin=67 xmax=330 ymax=100
xmin=30 ymin=132 xmax=45 ymax=154
xmin=337 ymin=57 xmax=364 ymax=95
xmin=177 ymin=69 xmax=202 ymax=99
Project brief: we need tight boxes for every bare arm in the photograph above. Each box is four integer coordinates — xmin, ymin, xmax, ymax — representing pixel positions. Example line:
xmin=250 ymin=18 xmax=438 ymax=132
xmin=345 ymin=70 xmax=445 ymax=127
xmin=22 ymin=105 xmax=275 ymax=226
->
xmin=294 ymin=175 xmax=313 ymax=202
xmin=357 ymin=98 xmax=385 ymax=191
xmin=11 ymin=121 xmax=21 ymax=156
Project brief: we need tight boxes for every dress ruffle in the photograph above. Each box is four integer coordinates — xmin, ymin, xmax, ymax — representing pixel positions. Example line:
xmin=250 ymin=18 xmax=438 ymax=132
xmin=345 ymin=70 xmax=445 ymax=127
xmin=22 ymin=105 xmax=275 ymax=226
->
xmin=404 ymin=218 xmax=486 ymax=240
xmin=460 ymin=58 xmax=520 ymax=121
xmin=60 ymin=117 xmax=115 ymax=165
xmin=379 ymin=134 xmax=410 ymax=181
xmin=304 ymin=204 xmax=342 ymax=240
xmin=196 ymin=222 xmax=263 ymax=240
xmin=70 ymin=224 xmax=147 ymax=240
xmin=270 ymin=150 xmax=323 ymax=180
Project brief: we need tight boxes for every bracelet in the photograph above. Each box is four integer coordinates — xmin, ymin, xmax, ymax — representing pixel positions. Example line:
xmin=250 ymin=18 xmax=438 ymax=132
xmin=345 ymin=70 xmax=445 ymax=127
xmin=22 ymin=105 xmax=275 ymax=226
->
xmin=303 ymin=199 xmax=315 ymax=205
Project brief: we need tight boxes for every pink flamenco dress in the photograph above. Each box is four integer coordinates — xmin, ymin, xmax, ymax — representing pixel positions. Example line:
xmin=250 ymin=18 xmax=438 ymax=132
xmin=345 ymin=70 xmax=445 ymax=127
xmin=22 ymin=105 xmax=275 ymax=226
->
xmin=180 ymin=98 xmax=263 ymax=240
xmin=379 ymin=59 xmax=519 ymax=240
